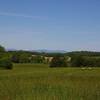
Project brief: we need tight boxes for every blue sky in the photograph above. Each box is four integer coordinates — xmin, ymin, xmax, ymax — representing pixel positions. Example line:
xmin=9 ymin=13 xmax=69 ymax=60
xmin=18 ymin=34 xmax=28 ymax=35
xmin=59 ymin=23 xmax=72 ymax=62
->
xmin=0 ymin=0 xmax=100 ymax=51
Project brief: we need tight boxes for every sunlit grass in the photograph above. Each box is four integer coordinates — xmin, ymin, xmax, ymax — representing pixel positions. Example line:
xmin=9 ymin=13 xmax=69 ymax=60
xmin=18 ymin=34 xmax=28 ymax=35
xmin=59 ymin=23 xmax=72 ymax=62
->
xmin=0 ymin=64 xmax=100 ymax=100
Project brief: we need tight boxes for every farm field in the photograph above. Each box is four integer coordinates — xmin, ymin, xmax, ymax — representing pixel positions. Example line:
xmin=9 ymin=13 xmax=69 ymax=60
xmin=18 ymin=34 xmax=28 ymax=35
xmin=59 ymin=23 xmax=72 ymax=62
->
xmin=0 ymin=64 xmax=100 ymax=100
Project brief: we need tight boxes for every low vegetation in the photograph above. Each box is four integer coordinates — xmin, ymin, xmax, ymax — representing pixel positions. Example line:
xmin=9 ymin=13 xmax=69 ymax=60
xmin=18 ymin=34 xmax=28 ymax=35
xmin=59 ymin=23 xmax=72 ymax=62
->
xmin=50 ymin=56 xmax=68 ymax=67
xmin=0 ymin=64 xmax=100 ymax=100
xmin=0 ymin=45 xmax=100 ymax=99
xmin=1 ymin=45 xmax=100 ymax=69
xmin=0 ymin=58 xmax=13 ymax=69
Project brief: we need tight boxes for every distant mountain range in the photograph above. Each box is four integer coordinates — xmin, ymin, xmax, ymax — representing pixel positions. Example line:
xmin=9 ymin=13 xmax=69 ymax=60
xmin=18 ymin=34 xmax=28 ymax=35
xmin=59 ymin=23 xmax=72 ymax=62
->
xmin=6 ymin=48 xmax=67 ymax=53
xmin=33 ymin=49 xmax=67 ymax=53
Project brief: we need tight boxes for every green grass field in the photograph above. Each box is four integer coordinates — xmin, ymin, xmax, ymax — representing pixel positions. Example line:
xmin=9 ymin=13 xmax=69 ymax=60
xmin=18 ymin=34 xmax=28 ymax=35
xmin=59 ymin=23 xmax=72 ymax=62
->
xmin=0 ymin=64 xmax=100 ymax=100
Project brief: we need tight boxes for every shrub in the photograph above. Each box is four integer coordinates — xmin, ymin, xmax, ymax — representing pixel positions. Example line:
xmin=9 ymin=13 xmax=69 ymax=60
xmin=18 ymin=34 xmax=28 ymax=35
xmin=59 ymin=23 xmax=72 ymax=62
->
xmin=71 ymin=55 xmax=85 ymax=67
xmin=50 ymin=56 xmax=67 ymax=67
xmin=84 ymin=57 xmax=100 ymax=67
xmin=71 ymin=55 xmax=100 ymax=67
xmin=0 ymin=45 xmax=5 ymax=52
xmin=0 ymin=58 xmax=13 ymax=69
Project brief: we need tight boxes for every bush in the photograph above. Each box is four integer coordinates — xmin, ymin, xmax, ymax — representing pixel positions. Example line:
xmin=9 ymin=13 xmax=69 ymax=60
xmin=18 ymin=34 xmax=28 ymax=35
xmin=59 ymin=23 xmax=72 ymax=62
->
xmin=71 ymin=55 xmax=100 ymax=67
xmin=0 ymin=58 xmax=13 ymax=69
xmin=71 ymin=55 xmax=85 ymax=67
xmin=50 ymin=56 xmax=67 ymax=67
xmin=84 ymin=57 xmax=100 ymax=67
xmin=0 ymin=45 xmax=5 ymax=52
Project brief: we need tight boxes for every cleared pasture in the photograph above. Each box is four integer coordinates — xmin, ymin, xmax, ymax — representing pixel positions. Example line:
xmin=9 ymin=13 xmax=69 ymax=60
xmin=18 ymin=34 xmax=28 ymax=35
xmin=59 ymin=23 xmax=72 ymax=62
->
xmin=0 ymin=64 xmax=100 ymax=100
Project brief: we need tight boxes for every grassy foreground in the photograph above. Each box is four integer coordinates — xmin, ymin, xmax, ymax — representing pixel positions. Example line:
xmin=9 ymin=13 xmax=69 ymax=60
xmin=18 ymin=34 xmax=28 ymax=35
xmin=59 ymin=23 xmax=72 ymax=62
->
xmin=0 ymin=64 xmax=100 ymax=100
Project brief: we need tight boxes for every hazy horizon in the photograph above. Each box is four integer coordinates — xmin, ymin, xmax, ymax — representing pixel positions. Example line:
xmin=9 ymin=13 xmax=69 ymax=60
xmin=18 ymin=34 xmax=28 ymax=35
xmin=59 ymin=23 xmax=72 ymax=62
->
xmin=0 ymin=0 xmax=100 ymax=51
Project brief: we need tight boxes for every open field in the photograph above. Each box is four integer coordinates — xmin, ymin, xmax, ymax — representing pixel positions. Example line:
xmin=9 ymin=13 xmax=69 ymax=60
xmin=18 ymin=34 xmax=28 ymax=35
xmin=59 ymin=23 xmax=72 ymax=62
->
xmin=0 ymin=64 xmax=100 ymax=100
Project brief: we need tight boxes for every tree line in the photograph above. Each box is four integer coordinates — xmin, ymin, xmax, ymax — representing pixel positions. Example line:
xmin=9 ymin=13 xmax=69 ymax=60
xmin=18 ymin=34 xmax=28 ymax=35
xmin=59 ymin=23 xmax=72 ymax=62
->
xmin=1 ymin=45 xmax=100 ymax=69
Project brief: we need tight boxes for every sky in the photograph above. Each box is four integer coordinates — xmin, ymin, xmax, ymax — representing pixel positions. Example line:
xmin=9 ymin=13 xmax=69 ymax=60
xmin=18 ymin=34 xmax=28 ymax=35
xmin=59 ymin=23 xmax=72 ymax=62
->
xmin=0 ymin=0 xmax=100 ymax=51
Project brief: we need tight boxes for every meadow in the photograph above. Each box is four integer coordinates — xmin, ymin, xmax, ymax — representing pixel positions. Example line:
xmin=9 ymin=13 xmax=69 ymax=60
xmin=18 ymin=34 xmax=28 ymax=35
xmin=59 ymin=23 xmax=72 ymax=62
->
xmin=0 ymin=64 xmax=100 ymax=100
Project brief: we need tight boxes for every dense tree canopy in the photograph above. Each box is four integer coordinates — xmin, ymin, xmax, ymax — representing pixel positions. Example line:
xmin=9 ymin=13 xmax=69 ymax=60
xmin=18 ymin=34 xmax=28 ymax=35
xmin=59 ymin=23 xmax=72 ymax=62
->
xmin=0 ymin=45 xmax=100 ymax=68
xmin=0 ymin=45 xmax=5 ymax=52
xmin=50 ymin=56 xmax=67 ymax=67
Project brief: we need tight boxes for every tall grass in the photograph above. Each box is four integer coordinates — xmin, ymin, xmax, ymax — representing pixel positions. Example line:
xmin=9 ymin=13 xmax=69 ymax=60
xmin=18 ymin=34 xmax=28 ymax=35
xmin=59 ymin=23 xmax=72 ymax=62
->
xmin=0 ymin=64 xmax=100 ymax=100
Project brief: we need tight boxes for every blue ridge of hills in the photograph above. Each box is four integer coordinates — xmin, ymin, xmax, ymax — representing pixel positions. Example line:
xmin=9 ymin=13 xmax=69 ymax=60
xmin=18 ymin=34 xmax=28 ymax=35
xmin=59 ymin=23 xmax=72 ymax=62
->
xmin=6 ymin=48 xmax=67 ymax=53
